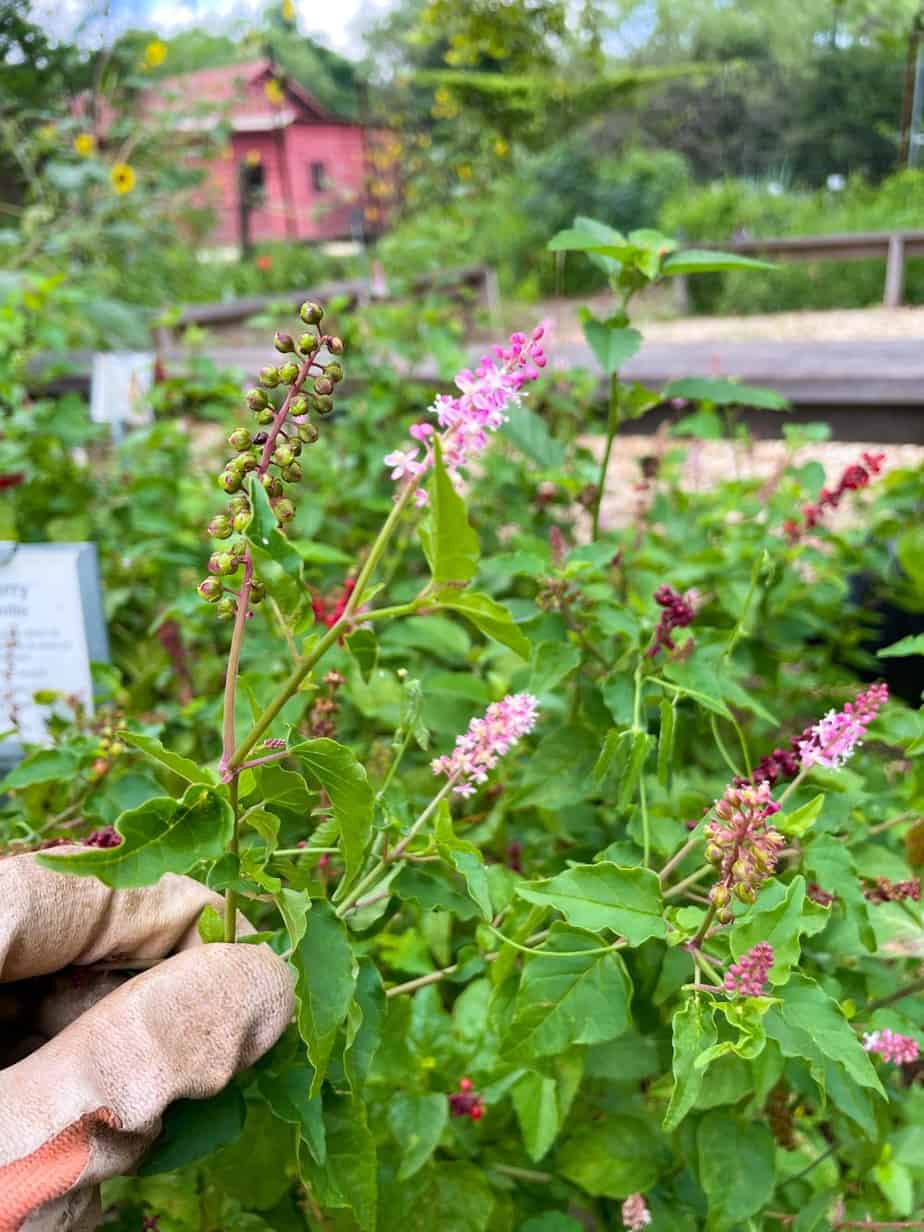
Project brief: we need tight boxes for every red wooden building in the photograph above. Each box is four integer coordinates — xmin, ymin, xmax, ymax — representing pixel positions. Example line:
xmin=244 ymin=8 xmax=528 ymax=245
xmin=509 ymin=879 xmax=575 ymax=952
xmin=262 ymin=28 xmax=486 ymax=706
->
xmin=146 ymin=60 xmax=391 ymax=250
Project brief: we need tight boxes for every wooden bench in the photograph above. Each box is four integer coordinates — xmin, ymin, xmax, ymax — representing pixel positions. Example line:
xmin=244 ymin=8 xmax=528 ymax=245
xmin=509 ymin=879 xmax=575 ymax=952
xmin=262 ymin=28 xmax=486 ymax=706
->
xmin=156 ymin=263 xmax=500 ymax=343
xmin=675 ymin=230 xmax=924 ymax=309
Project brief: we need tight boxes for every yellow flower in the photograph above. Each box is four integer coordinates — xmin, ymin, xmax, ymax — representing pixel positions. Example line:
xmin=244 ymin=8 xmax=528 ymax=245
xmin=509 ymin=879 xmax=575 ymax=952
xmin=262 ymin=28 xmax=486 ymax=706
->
xmin=455 ymin=163 xmax=473 ymax=180
xmin=282 ymin=0 xmax=295 ymax=19
xmin=74 ymin=133 xmax=96 ymax=157
xmin=143 ymin=39 xmax=167 ymax=69
xmin=493 ymin=137 xmax=509 ymax=157
xmin=110 ymin=163 xmax=136 ymax=195
xmin=264 ymin=78 xmax=285 ymax=106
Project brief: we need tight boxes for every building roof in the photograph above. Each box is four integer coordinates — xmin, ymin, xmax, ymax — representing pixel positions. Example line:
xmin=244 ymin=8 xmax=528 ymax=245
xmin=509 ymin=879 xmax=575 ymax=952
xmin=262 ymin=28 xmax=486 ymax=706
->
xmin=146 ymin=59 xmax=341 ymax=132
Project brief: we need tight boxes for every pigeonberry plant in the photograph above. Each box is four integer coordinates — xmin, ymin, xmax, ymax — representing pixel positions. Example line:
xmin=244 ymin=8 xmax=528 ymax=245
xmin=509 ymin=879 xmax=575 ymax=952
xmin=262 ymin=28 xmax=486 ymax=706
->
xmin=3 ymin=238 xmax=924 ymax=1232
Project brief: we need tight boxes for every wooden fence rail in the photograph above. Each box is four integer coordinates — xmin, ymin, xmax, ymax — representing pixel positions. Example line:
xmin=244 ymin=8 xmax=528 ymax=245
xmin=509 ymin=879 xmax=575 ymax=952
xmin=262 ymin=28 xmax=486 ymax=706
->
xmin=675 ymin=230 xmax=924 ymax=309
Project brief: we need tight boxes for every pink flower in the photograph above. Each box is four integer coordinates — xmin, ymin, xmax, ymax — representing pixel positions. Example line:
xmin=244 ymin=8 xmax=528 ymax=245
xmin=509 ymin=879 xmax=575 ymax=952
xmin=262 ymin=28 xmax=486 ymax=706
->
xmin=432 ymin=692 xmax=539 ymax=795
xmin=414 ymin=488 xmax=429 ymax=508
xmin=725 ymin=942 xmax=774 ymax=996
xmin=621 ymin=1193 xmax=651 ymax=1231
xmin=704 ymin=781 xmax=785 ymax=921
xmin=647 ymin=584 xmax=696 ymax=658
xmin=382 ymin=326 xmax=547 ymax=493
xmin=383 ymin=447 xmax=422 ymax=481
xmin=797 ymin=683 xmax=888 ymax=770
xmin=863 ymin=1029 xmax=920 ymax=1065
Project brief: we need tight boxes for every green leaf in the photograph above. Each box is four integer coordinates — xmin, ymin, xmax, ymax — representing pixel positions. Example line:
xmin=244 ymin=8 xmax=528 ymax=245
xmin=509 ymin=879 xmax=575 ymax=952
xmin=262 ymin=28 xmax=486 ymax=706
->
xmin=657 ymin=699 xmax=676 ymax=787
xmin=0 ymin=747 xmax=80 ymax=791
xmin=378 ymin=1161 xmax=496 ymax=1232
xmin=291 ymin=739 xmax=373 ymax=884
xmin=291 ymin=901 xmax=357 ymax=1095
xmin=394 ymin=864 xmax=482 ymax=920
xmin=120 ymin=731 xmax=217 ymax=784
xmin=663 ymin=998 xmax=718 ymax=1132
xmin=435 ymin=800 xmax=493 ymax=920
xmin=547 ymin=223 xmax=626 ymax=254
xmin=246 ymin=473 xmax=305 ymax=604
xmin=388 ymin=1092 xmax=448 ymax=1180
xmin=777 ymin=793 xmax=825 ymax=838
xmin=663 ymin=376 xmax=788 ymax=411
xmin=505 ymin=923 xmax=633 ymax=1060
xmin=730 ymin=877 xmax=828 ymax=984
xmin=435 ymin=590 xmax=531 ymax=659
xmin=344 ymin=957 xmax=386 ymax=1091
xmin=197 ymin=904 xmax=224 ymax=944
xmin=529 ymin=641 xmax=582 ymax=696
xmin=503 ymin=401 xmax=565 ymax=468
xmin=804 ymin=836 xmax=876 ymax=951
xmin=793 ymin=1192 xmax=837 ymax=1232
xmin=764 ymin=975 xmax=885 ymax=1099
xmin=617 ymin=731 xmax=652 ymax=810
xmin=556 ymin=1115 xmax=666 ymax=1198
xmin=878 ymin=633 xmax=924 ymax=658
xmin=696 ymin=1110 xmax=776 ymax=1230
xmin=520 ymin=1218 xmax=584 ymax=1232
xmin=259 ymin=1063 xmax=326 ymax=1166
xmin=515 ymin=863 xmax=666 ymax=944
xmin=581 ymin=316 xmax=643 ymax=376
xmin=512 ymin=1072 xmax=560 ymax=1162
xmin=37 ymin=785 xmax=233 ymax=888
xmin=138 ymin=1085 xmax=245 ymax=1176
xmin=276 ymin=887 xmax=310 ymax=949
xmin=662 ymin=248 xmax=778 ymax=275
xmin=423 ymin=437 xmax=479 ymax=584
xmin=593 ymin=727 xmax=629 ymax=784
xmin=300 ymin=1095 xmax=377 ymax=1232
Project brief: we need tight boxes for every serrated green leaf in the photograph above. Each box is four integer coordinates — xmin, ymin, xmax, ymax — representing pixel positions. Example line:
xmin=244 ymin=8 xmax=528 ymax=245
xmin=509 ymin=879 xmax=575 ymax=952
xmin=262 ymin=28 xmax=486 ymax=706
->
xmin=291 ymin=739 xmax=373 ymax=883
xmin=696 ymin=1111 xmax=776 ymax=1230
xmin=259 ymin=1063 xmax=326 ymax=1166
xmin=503 ymin=401 xmax=565 ymax=468
xmin=777 ymin=793 xmax=825 ymax=837
xmin=435 ymin=800 xmax=493 ymax=920
xmin=291 ymin=901 xmax=357 ymax=1095
xmin=730 ymin=878 xmax=828 ymax=984
xmin=581 ymin=317 xmax=642 ymax=376
xmin=300 ymin=1094 xmax=377 ymax=1231
xmin=0 ymin=747 xmax=80 ymax=791
xmin=512 ymin=1072 xmax=560 ymax=1162
xmin=394 ymin=863 xmax=482 ymax=919
xmin=528 ymin=640 xmax=581 ymax=695
xmin=38 ymin=785 xmax=233 ymax=887
xmin=505 ymin=923 xmax=633 ymax=1060
xmin=804 ymin=836 xmax=876 ymax=951
xmin=120 ymin=731 xmax=216 ymax=784
xmin=515 ymin=863 xmax=666 ymax=944
xmin=878 ymin=633 xmax=924 ymax=658
xmin=663 ymin=998 xmax=718 ymax=1132
xmin=344 ymin=957 xmax=386 ymax=1091
xmin=556 ymin=1114 xmax=666 ymax=1198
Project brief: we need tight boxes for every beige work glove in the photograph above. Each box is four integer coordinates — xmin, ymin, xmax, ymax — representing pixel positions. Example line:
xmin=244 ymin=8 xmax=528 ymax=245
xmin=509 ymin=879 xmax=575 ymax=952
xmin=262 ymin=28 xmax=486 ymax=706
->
xmin=0 ymin=851 xmax=294 ymax=1232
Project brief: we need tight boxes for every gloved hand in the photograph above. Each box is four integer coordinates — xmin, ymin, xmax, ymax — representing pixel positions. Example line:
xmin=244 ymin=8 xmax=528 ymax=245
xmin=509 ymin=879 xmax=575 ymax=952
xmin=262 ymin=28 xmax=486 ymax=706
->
xmin=0 ymin=851 xmax=294 ymax=1231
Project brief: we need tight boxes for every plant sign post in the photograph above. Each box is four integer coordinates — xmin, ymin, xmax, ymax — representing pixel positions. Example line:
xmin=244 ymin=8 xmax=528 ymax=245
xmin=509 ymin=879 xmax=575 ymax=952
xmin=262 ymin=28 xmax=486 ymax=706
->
xmin=0 ymin=543 xmax=108 ymax=764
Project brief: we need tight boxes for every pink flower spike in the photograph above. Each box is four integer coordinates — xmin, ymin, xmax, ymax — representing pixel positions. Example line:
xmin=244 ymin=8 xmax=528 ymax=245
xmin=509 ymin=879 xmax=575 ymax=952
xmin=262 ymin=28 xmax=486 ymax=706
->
xmin=797 ymin=683 xmax=888 ymax=770
xmin=409 ymin=422 xmax=434 ymax=441
xmin=863 ymin=1029 xmax=920 ymax=1065
xmin=383 ymin=447 xmax=420 ymax=480
xmin=414 ymin=488 xmax=429 ymax=508
xmin=621 ymin=1193 xmax=651 ymax=1231
xmin=432 ymin=693 xmax=539 ymax=795
xmin=724 ymin=942 xmax=774 ymax=997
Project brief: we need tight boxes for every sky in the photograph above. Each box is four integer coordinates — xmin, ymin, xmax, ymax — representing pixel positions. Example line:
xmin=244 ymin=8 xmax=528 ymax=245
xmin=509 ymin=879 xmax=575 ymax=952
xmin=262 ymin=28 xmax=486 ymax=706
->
xmin=29 ymin=0 xmax=394 ymax=57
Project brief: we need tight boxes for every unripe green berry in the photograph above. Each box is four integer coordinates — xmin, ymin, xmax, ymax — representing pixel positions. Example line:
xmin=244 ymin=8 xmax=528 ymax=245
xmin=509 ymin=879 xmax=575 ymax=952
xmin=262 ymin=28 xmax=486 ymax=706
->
xmin=208 ymin=513 xmax=232 ymax=540
xmin=313 ymin=394 xmax=334 ymax=415
xmin=313 ymin=377 xmax=334 ymax=396
xmin=299 ymin=300 xmax=323 ymax=325
xmin=240 ymin=453 xmax=259 ymax=473
xmin=249 ymin=580 xmax=266 ymax=604
xmin=261 ymin=475 xmax=283 ymax=498
xmin=198 ymin=577 xmax=223 ymax=602
xmin=279 ymin=360 xmax=300 ymax=384
xmin=282 ymin=461 xmax=303 ymax=483
xmin=296 ymin=333 xmax=317 ymax=355
xmin=328 ymin=336 xmax=344 ymax=355
xmin=109 ymin=741 xmax=125 ymax=758
xmin=274 ymin=498 xmax=296 ymax=522
xmin=246 ymin=388 xmax=269 ymax=411
xmin=288 ymin=438 xmax=302 ymax=456
xmin=232 ymin=510 xmax=251 ymax=533
xmin=290 ymin=394 xmax=310 ymax=416
xmin=255 ymin=407 xmax=275 ymax=425
xmin=209 ymin=552 xmax=236 ymax=576
xmin=710 ymin=884 xmax=730 ymax=907
xmin=273 ymin=443 xmax=295 ymax=467
xmin=215 ymin=596 xmax=237 ymax=620
xmin=219 ymin=470 xmax=242 ymax=493
xmin=259 ymin=366 xmax=281 ymax=388
xmin=735 ymin=883 xmax=757 ymax=905
xmin=226 ymin=456 xmax=246 ymax=478
xmin=274 ymin=331 xmax=295 ymax=353
xmin=716 ymin=906 xmax=734 ymax=925
xmin=229 ymin=494 xmax=250 ymax=515
xmin=228 ymin=428 xmax=251 ymax=451
xmin=298 ymin=421 xmax=320 ymax=444
xmin=324 ymin=362 xmax=343 ymax=383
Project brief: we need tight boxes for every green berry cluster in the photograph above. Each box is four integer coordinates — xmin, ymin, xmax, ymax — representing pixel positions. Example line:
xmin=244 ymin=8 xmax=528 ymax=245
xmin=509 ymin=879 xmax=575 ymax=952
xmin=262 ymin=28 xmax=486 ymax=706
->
xmin=198 ymin=300 xmax=345 ymax=618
